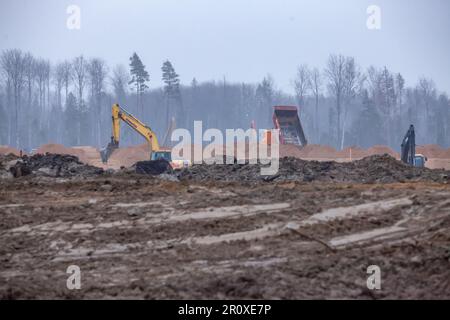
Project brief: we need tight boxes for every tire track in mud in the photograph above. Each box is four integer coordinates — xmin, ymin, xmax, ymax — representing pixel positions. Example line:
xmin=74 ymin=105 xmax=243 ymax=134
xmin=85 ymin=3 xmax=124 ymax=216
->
xmin=1 ymin=177 xmax=450 ymax=299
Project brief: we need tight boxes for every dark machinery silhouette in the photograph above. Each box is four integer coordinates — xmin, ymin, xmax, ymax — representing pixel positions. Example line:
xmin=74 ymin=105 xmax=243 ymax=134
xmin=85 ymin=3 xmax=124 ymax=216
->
xmin=401 ymin=124 xmax=426 ymax=167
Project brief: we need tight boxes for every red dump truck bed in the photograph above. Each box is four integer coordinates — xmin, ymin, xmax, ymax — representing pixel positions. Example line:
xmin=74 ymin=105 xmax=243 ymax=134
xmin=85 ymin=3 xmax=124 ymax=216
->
xmin=272 ymin=106 xmax=308 ymax=146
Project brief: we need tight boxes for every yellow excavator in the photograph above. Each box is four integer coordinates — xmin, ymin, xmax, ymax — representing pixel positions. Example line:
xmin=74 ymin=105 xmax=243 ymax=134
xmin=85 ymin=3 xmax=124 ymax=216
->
xmin=101 ymin=103 xmax=189 ymax=169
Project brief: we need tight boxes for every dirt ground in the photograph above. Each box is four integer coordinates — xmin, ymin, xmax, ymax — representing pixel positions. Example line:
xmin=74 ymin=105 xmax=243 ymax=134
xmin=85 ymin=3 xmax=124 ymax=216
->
xmin=4 ymin=142 xmax=449 ymax=170
xmin=0 ymin=154 xmax=449 ymax=299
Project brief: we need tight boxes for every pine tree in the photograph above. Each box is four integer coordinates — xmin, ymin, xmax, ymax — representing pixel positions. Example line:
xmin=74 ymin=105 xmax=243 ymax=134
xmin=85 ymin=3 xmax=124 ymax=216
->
xmin=161 ymin=60 xmax=181 ymax=126
xmin=129 ymin=53 xmax=149 ymax=114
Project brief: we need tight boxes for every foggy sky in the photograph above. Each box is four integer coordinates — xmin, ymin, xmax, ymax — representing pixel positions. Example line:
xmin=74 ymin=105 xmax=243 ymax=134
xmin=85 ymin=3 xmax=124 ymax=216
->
xmin=1 ymin=0 xmax=449 ymax=94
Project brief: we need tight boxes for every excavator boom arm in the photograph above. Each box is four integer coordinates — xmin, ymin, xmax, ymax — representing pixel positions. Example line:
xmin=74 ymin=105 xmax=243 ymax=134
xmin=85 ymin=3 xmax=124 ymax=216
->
xmin=101 ymin=104 xmax=160 ymax=163
xmin=111 ymin=104 xmax=160 ymax=150
xmin=401 ymin=124 xmax=415 ymax=166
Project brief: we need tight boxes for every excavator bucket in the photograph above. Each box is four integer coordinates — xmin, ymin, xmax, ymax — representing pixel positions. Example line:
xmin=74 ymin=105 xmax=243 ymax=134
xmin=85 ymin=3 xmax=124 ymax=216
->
xmin=100 ymin=138 xmax=119 ymax=163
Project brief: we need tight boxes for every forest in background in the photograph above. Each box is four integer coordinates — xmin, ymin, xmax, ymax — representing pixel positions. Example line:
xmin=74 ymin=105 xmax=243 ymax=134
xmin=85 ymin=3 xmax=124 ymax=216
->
xmin=1 ymin=48 xmax=449 ymax=152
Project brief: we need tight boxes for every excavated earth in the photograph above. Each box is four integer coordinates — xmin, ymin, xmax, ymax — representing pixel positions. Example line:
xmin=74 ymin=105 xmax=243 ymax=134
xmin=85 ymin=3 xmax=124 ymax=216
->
xmin=0 ymin=153 xmax=449 ymax=299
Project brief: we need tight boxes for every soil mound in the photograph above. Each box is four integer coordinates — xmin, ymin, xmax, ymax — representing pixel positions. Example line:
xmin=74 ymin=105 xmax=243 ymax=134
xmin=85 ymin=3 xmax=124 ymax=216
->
xmin=107 ymin=144 xmax=149 ymax=167
xmin=416 ymin=144 xmax=448 ymax=158
xmin=177 ymin=154 xmax=449 ymax=183
xmin=0 ymin=146 xmax=22 ymax=156
xmin=300 ymin=144 xmax=337 ymax=158
xmin=366 ymin=145 xmax=399 ymax=158
xmin=7 ymin=153 xmax=103 ymax=178
xmin=335 ymin=146 xmax=367 ymax=159
xmin=133 ymin=159 xmax=173 ymax=175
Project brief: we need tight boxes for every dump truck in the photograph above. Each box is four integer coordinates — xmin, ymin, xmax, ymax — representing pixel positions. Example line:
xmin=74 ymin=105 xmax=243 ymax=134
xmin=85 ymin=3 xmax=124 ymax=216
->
xmin=272 ymin=106 xmax=308 ymax=146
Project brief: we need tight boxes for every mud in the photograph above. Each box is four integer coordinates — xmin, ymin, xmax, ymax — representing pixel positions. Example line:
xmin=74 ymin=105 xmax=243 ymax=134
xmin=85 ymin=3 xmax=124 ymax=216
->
xmin=0 ymin=174 xmax=449 ymax=299
xmin=0 ymin=152 xmax=449 ymax=299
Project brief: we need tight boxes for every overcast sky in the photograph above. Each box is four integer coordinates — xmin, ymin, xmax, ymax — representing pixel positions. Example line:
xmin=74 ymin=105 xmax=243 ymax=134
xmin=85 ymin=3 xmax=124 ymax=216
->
xmin=1 ymin=0 xmax=449 ymax=94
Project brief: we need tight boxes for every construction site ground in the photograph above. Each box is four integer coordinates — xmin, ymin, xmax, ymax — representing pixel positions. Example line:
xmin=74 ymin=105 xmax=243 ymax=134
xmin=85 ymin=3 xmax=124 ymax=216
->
xmin=0 ymin=151 xmax=449 ymax=299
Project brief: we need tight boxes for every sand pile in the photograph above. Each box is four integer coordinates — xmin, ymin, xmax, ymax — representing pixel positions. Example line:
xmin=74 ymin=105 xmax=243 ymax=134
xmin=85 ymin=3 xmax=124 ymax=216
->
xmin=298 ymin=144 xmax=337 ymax=158
xmin=107 ymin=143 xmax=149 ymax=167
xmin=365 ymin=145 xmax=399 ymax=158
xmin=36 ymin=143 xmax=86 ymax=160
xmin=0 ymin=146 xmax=22 ymax=156
xmin=71 ymin=146 xmax=102 ymax=164
xmin=335 ymin=146 xmax=367 ymax=159
xmin=416 ymin=144 xmax=448 ymax=158
xmin=279 ymin=144 xmax=305 ymax=158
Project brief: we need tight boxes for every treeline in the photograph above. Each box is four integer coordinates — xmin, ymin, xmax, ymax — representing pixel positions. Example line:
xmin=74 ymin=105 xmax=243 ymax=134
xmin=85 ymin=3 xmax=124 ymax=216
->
xmin=0 ymin=48 xmax=449 ymax=151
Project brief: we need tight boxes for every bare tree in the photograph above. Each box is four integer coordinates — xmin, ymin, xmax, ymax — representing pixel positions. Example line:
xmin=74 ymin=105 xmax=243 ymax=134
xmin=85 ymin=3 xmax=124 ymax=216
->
xmin=340 ymin=57 xmax=362 ymax=148
xmin=418 ymin=77 xmax=436 ymax=120
xmin=23 ymin=53 xmax=35 ymax=108
xmin=417 ymin=77 xmax=437 ymax=139
xmin=395 ymin=73 xmax=405 ymax=110
xmin=45 ymin=61 xmax=51 ymax=110
xmin=310 ymin=68 xmax=322 ymax=138
xmin=72 ymin=55 xmax=88 ymax=144
xmin=23 ymin=53 xmax=35 ymax=148
xmin=293 ymin=64 xmax=310 ymax=110
xmin=1 ymin=49 xmax=25 ymax=147
xmin=324 ymin=54 xmax=346 ymax=147
xmin=54 ymin=63 xmax=65 ymax=109
xmin=72 ymin=56 xmax=87 ymax=107
xmin=88 ymin=58 xmax=108 ymax=146
xmin=34 ymin=59 xmax=50 ymax=112
xmin=60 ymin=60 xmax=72 ymax=102
xmin=111 ymin=64 xmax=129 ymax=103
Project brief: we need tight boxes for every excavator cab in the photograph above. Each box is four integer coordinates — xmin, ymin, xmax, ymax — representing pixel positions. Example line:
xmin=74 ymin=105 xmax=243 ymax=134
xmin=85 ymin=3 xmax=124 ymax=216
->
xmin=151 ymin=150 xmax=190 ymax=169
xmin=151 ymin=150 xmax=172 ymax=162
xmin=414 ymin=154 xmax=427 ymax=168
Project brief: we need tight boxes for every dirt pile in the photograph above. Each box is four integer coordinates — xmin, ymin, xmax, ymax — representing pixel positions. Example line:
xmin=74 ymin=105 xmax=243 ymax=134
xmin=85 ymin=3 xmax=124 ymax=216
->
xmin=298 ymin=144 xmax=337 ymax=158
xmin=416 ymin=144 xmax=449 ymax=158
xmin=177 ymin=154 xmax=450 ymax=183
xmin=107 ymin=144 xmax=149 ymax=168
xmin=133 ymin=159 xmax=173 ymax=175
xmin=36 ymin=143 xmax=86 ymax=159
xmin=335 ymin=146 xmax=367 ymax=159
xmin=5 ymin=153 xmax=103 ymax=178
xmin=0 ymin=154 xmax=19 ymax=179
xmin=366 ymin=145 xmax=399 ymax=158
xmin=279 ymin=144 xmax=400 ymax=160
xmin=0 ymin=146 xmax=22 ymax=156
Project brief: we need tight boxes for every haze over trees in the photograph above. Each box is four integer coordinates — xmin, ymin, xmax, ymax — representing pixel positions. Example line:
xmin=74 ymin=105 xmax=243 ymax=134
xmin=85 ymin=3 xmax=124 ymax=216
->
xmin=0 ymin=48 xmax=449 ymax=152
